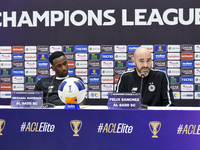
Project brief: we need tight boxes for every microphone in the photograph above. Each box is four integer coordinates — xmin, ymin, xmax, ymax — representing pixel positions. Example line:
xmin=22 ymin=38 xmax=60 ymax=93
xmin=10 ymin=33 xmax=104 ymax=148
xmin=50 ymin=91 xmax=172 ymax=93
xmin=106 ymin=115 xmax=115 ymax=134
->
xmin=140 ymin=73 xmax=148 ymax=109
xmin=42 ymin=76 xmax=56 ymax=108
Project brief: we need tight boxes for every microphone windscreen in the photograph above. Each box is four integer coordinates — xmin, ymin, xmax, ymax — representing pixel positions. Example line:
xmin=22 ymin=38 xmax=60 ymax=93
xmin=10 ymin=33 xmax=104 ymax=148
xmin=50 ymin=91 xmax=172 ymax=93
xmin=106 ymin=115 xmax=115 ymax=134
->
xmin=141 ymin=74 xmax=145 ymax=78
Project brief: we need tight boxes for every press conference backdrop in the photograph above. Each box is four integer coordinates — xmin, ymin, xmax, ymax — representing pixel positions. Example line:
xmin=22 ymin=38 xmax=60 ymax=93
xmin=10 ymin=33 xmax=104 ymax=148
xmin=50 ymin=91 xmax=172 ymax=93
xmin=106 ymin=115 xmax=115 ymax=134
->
xmin=0 ymin=0 xmax=200 ymax=106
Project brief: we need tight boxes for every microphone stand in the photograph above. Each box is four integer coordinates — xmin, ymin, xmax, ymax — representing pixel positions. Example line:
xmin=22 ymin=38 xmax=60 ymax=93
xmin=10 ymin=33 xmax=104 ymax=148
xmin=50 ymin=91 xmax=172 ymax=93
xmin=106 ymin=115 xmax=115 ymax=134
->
xmin=43 ymin=76 xmax=56 ymax=108
xmin=140 ymin=74 xmax=148 ymax=110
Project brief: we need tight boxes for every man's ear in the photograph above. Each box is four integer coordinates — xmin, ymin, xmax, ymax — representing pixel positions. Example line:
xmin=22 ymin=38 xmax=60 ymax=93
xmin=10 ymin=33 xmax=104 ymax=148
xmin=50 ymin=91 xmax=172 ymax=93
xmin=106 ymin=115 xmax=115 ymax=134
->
xmin=131 ymin=57 xmax=136 ymax=65
xmin=51 ymin=65 xmax=55 ymax=71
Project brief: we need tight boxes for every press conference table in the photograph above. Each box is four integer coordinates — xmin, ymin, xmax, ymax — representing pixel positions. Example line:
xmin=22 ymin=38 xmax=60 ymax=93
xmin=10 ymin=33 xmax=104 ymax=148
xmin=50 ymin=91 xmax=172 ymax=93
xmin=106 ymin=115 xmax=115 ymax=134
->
xmin=1 ymin=105 xmax=200 ymax=150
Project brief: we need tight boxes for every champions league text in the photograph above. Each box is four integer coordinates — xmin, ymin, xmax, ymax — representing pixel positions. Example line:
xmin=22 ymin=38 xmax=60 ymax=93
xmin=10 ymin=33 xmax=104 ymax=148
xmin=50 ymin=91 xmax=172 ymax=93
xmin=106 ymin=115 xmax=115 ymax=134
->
xmin=0 ymin=8 xmax=200 ymax=27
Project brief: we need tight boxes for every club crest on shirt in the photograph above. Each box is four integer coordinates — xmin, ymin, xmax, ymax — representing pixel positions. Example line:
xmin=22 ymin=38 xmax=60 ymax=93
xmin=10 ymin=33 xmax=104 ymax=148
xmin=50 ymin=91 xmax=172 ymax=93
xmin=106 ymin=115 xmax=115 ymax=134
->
xmin=131 ymin=87 xmax=138 ymax=92
xmin=148 ymin=82 xmax=155 ymax=92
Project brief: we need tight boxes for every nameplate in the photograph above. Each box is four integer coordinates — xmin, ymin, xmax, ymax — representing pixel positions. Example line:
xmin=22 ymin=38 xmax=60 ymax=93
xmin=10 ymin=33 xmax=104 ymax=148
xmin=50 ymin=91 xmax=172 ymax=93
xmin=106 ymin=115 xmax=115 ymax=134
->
xmin=64 ymin=104 xmax=80 ymax=109
xmin=107 ymin=93 xmax=141 ymax=109
xmin=11 ymin=91 xmax=43 ymax=108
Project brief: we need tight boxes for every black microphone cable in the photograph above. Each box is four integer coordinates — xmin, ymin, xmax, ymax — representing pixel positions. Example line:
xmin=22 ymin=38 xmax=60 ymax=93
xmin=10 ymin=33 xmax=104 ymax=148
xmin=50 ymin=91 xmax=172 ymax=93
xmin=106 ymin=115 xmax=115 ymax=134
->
xmin=140 ymin=74 xmax=144 ymax=104
xmin=42 ymin=76 xmax=56 ymax=108
xmin=140 ymin=74 xmax=148 ymax=109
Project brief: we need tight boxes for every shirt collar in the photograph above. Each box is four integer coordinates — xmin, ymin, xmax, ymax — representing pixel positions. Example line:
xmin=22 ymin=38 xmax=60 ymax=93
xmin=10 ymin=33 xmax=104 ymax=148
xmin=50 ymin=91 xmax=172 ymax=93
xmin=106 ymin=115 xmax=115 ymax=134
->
xmin=56 ymin=75 xmax=69 ymax=80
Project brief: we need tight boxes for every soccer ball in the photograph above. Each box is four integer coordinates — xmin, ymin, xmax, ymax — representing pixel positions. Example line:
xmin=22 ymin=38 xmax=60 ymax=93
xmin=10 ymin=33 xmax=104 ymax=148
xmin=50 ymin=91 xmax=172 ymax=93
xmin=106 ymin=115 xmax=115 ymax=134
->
xmin=58 ymin=77 xmax=86 ymax=104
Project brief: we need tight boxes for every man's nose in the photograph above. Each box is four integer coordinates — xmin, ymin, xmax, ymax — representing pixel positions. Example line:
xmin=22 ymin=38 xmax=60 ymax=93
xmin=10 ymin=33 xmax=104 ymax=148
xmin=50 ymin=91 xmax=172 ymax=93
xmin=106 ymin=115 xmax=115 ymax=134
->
xmin=143 ymin=61 xmax=148 ymax=67
xmin=62 ymin=65 xmax=66 ymax=70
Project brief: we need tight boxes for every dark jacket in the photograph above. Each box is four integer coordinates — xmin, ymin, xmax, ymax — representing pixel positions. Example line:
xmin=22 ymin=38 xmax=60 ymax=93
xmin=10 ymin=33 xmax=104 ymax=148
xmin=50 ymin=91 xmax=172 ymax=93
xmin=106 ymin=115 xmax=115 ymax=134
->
xmin=116 ymin=69 xmax=175 ymax=106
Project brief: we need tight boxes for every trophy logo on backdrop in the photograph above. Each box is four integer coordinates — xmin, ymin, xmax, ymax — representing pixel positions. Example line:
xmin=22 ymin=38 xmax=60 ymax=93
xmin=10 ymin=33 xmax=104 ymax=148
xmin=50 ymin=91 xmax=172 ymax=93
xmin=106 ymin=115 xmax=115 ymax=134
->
xmin=149 ymin=121 xmax=161 ymax=138
xmin=70 ymin=120 xmax=82 ymax=136
xmin=0 ymin=119 xmax=6 ymax=135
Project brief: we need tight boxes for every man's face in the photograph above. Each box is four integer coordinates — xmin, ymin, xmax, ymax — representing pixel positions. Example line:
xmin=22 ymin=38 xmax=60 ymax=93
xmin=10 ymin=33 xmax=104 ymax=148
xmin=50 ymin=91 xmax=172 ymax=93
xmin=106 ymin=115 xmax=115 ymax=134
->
xmin=51 ymin=55 xmax=68 ymax=77
xmin=132 ymin=49 xmax=152 ymax=77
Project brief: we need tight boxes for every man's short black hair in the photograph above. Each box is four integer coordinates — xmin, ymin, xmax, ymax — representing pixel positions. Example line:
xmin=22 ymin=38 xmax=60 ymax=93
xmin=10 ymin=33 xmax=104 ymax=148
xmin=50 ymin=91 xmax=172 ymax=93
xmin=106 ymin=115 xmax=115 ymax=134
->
xmin=49 ymin=51 xmax=65 ymax=65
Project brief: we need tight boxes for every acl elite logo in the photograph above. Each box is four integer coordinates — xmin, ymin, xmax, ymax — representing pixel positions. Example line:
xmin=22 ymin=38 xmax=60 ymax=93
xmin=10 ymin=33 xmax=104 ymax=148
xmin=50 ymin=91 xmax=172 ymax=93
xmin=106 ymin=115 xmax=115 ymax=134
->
xmin=149 ymin=121 xmax=161 ymax=138
xmin=0 ymin=119 xmax=6 ymax=135
xmin=70 ymin=120 xmax=82 ymax=136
